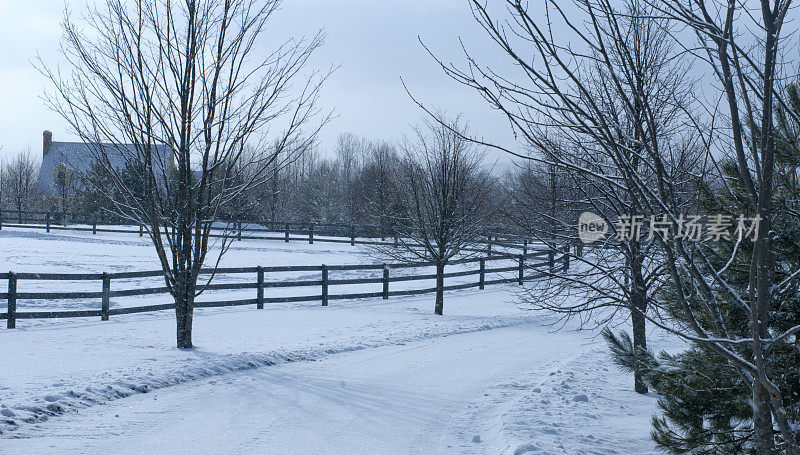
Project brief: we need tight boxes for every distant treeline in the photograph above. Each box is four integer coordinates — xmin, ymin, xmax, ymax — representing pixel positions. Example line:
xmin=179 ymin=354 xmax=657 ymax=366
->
xmin=0 ymin=133 xmax=575 ymax=238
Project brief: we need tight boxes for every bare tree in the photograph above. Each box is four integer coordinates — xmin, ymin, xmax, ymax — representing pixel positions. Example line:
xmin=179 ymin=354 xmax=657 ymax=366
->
xmin=386 ymin=116 xmax=494 ymax=315
xmin=642 ymin=1 xmax=797 ymax=451
xmin=3 ymin=150 xmax=41 ymax=218
xmin=427 ymin=0 xmax=798 ymax=450
xmin=335 ymin=132 xmax=367 ymax=222
xmin=503 ymin=160 xmax=585 ymax=244
xmin=42 ymin=0 xmax=331 ymax=348
xmin=419 ymin=0 xmax=697 ymax=394
xmin=356 ymin=140 xmax=404 ymax=231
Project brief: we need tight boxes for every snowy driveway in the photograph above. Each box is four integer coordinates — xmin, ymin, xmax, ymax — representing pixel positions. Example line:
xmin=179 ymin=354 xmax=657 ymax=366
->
xmin=4 ymin=324 xmax=588 ymax=454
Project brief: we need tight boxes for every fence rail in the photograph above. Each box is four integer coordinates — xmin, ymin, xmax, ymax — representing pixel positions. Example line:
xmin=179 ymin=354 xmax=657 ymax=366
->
xmin=0 ymin=209 xmax=537 ymax=249
xmin=0 ymin=248 xmax=569 ymax=328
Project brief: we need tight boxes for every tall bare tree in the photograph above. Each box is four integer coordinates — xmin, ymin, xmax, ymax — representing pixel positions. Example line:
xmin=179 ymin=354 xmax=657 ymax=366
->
xmin=428 ymin=0 xmax=798 ymax=450
xmin=42 ymin=0 xmax=331 ymax=348
xmin=335 ymin=132 xmax=366 ymax=222
xmin=420 ymin=0 xmax=697 ymax=394
xmin=386 ymin=116 xmax=494 ymax=315
xmin=644 ymin=1 xmax=796 ymax=451
xmin=356 ymin=140 xmax=404 ymax=231
xmin=1 ymin=150 xmax=40 ymax=217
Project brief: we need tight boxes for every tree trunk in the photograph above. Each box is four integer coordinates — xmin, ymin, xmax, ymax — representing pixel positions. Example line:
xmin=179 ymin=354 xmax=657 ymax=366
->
xmin=435 ymin=262 xmax=445 ymax=315
xmin=175 ymin=272 xmax=194 ymax=349
xmin=630 ymin=252 xmax=648 ymax=394
xmin=752 ymin=381 xmax=775 ymax=454
xmin=631 ymin=300 xmax=647 ymax=394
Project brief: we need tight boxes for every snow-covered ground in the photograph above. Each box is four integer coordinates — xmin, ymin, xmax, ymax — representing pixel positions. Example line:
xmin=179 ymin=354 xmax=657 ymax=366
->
xmin=0 ymin=227 xmax=677 ymax=454
xmin=0 ymin=227 xmax=528 ymax=317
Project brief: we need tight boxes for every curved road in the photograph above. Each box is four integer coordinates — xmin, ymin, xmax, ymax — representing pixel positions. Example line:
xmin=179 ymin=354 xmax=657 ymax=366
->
xmin=5 ymin=324 xmax=585 ymax=454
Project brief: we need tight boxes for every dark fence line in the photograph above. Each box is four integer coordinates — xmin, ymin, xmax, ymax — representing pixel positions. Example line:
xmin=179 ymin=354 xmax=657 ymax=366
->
xmin=0 ymin=248 xmax=570 ymax=328
xmin=0 ymin=209 xmax=535 ymax=249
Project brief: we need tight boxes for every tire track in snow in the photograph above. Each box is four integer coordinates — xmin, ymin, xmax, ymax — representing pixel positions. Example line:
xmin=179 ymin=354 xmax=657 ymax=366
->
xmin=0 ymin=312 xmax=543 ymax=436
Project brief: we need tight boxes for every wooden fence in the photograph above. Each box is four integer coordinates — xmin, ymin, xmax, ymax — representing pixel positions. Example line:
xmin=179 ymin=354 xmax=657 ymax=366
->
xmin=0 ymin=249 xmax=569 ymax=328
xmin=0 ymin=209 xmax=534 ymax=251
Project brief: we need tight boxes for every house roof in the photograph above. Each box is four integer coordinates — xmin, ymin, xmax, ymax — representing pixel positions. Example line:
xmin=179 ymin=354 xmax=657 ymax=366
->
xmin=38 ymin=138 xmax=171 ymax=194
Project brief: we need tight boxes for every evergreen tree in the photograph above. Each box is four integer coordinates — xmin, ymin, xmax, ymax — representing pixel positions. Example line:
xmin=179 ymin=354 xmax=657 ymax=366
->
xmin=604 ymin=84 xmax=800 ymax=454
xmin=77 ymin=161 xmax=149 ymax=219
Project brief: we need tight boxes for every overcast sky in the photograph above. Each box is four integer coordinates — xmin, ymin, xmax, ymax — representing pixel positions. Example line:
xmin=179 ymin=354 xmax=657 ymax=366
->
xmin=0 ymin=0 xmax=519 ymax=165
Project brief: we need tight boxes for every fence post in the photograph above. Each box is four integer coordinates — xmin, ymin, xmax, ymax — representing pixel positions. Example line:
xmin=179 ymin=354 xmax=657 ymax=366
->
xmin=350 ymin=225 xmax=355 ymax=246
xmin=563 ymin=244 xmax=570 ymax=271
xmin=548 ymin=249 xmax=555 ymax=274
xmin=0 ymin=209 xmax=3 ymax=230
xmin=46 ymin=213 xmax=51 ymax=233
xmin=486 ymin=233 xmax=492 ymax=257
xmin=256 ymin=266 xmax=264 ymax=309
xmin=7 ymin=272 xmax=16 ymax=329
xmin=101 ymin=272 xmax=110 ymax=321
xmin=285 ymin=223 xmax=290 ymax=242
xmin=309 ymin=223 xmax=314 ymax=244
xmin=479 ymin=258 xmax=485 ymax=290
xmin=237 ymin=222 xmax=242 ymax=241
xmin=523 ymin=238 xmax=528 ymax=257
xmin=93 ymin=220 xmax=97 ymax=235
xmin=576 ymin=240 xmax=583 ymax=258
xmin=139 ymin=224 xmax=144 ymax=237
xmin=321 ymin=264 xmax=328 ymax=306
xmin=518 ymin=255 xmax=524 ymax=285
xmin=382 ymin=264 xmax=389 ymax=300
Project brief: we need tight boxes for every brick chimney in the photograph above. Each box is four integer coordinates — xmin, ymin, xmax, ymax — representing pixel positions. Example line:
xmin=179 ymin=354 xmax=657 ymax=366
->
xmin=43 ymin=130 xmax=53 ymax=158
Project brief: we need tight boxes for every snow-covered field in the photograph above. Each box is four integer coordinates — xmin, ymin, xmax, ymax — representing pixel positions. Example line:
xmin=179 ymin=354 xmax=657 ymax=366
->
xmin=0 ymin=227 xmax=529 ymax=318
xmin=0 ymin=228 xmax=677 ymax=454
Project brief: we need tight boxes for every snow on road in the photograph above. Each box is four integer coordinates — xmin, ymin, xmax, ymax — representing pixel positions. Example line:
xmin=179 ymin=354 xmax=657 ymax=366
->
xmin=0 ymin=287 xmax=536 ymax=432
xmin=3 ymin=323 xmax=663 ymax=455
